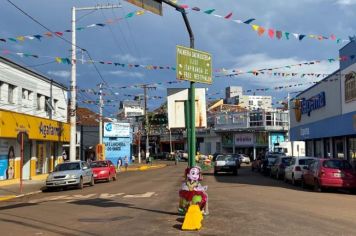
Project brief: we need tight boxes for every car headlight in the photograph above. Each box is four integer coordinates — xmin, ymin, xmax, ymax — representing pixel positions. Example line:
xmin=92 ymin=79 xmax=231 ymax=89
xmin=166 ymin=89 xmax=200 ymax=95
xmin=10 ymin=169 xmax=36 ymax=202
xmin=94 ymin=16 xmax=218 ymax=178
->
xmin=70 ymin=174 xmax=78 ymax=179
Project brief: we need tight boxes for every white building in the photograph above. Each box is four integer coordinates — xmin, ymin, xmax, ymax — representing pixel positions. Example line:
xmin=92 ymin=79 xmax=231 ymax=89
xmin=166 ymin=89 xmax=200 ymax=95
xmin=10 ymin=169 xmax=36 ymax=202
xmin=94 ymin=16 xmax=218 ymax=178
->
xmin=0 ymin=57 xmax=69 ymax=181
xmin=225 ymin=86 xmax=272 ymax=110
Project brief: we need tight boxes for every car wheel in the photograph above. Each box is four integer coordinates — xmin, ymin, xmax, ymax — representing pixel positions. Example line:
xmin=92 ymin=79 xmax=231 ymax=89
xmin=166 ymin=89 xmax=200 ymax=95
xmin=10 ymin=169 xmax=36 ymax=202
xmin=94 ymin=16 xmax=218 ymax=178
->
xmin=77 ymin=177 xmax=84 ymax=189
xmin=113 ymin=173 xmax=117 ymax=181
xmin=90 ymin=176 xmax=95 ymax=186
xmin=292 ymin=174 xmax=296 ymax=186
xmin=107 ymin=173 xmax=111 ymax=182
xmin=214 ymin=171 xmax=218 ymax=176
xmin=314 ymin=179 xmax=322 ymax=192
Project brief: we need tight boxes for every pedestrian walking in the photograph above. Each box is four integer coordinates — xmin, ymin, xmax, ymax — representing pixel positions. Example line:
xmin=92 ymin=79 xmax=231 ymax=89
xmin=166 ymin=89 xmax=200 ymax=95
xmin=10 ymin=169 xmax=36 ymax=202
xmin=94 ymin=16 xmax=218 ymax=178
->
xmin=124 ymin=156 xmax=129 ymax=171
xmin=117 ymin=158 xmax=122 ymax=172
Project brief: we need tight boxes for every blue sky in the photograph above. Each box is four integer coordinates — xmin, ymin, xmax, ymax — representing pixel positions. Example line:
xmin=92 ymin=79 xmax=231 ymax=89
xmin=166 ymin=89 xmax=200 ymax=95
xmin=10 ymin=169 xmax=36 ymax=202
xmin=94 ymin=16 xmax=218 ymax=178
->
xmin=1 ymin=0 xmax=356 ymax=117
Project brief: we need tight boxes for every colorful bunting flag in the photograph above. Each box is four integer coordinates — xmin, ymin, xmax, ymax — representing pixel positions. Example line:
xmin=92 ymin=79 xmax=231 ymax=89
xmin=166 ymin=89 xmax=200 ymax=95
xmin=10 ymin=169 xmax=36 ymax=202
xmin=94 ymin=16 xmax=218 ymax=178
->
xmin=224 ymin=12 xmax=233 ymax=19
xmin=204 ymin=9 xmax=215 ymax=14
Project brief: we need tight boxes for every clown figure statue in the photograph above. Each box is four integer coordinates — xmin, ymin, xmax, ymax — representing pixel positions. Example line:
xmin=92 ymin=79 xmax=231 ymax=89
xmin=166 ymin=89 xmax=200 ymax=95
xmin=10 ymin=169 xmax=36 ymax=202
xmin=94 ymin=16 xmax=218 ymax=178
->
xmin=179 ymin=166 xmax=209 ymax=215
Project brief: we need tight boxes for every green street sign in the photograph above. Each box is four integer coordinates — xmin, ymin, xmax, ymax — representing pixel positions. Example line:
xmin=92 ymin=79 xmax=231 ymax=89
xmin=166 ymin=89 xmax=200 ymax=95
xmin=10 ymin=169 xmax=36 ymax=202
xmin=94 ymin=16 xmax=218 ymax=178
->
xmin=176 ymin=45 xmax=212 ymax=84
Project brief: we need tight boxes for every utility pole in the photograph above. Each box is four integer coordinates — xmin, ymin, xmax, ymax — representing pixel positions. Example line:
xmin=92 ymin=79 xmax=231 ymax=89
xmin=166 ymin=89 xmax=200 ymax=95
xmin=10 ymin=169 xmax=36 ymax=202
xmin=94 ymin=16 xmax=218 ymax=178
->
xmin=99 ymin=83 xmax=103 ymax=144
xmin=142 ymin=84 xmax=156 ymax=159
xmin=69 ymin=4 xmax=121 ymax=161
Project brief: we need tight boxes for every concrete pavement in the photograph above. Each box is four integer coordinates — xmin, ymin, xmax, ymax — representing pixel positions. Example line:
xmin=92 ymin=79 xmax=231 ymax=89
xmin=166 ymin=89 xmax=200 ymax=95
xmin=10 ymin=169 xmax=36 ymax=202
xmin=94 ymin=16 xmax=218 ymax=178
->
xmin=0 ymin=161 xmax=167 ymax=202
xmin=1 ymin=163 xmax=356 ymax=235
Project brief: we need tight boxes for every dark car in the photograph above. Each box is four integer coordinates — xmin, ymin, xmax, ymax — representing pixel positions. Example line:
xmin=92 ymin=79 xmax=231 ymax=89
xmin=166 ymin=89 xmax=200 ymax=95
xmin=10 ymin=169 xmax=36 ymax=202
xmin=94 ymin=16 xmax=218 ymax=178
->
xmin=270 ymin=156 xmax=292 ymax=179
xmin=214 ymin=154 xmax=239 ymax=176
xmin=262 ymin=153 xmax=285 ymax=175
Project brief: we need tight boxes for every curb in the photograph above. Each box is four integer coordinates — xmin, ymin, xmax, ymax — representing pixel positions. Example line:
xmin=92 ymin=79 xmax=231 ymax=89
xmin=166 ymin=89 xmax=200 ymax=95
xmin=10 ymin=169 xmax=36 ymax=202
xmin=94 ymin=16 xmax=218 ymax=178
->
xmin=120 ymin=164 xmax=167 ymax=172
xmin=0 ymin=190 xmax=42 ymax=202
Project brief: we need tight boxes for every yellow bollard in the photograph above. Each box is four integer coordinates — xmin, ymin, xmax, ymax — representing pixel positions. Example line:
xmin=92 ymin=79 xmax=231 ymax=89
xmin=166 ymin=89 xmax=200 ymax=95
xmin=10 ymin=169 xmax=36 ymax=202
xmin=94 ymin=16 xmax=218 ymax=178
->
xmin=181 ymin=205 xmax=203 ymax=231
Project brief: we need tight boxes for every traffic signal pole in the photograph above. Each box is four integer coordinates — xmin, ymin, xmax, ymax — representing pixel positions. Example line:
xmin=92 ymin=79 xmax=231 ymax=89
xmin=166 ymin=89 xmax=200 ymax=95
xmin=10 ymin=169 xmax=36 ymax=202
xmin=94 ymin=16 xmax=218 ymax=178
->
xmin=161 ymin=0 xmax=195 ymax=167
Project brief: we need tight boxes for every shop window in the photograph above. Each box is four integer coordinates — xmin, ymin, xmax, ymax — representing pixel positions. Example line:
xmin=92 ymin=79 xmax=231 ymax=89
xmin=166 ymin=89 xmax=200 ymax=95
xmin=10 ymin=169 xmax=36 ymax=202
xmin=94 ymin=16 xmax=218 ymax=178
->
xmin=258 ymin=100 xmax=263 ymax=107
xmin=54 ymin=99 xmax=58 ymax=114
xmin=306 ymin=141 xmax=313 ymax=156
xmin=37 ymin=94 xmax=42 ymax=110
xmin=314 ymin=140 xmax=322 ymax=158
xmin=345 ymin=72 xmax=356 ymax=103
xmin=249 ymin=100 xmax=253 ymax=106
xmin=335 ymin=139 xmax=344 ymax=159
xmin=8 ymin=84 xmax=16 ymax=104
xmin=348 ymin=137 xmax=356 ymax=166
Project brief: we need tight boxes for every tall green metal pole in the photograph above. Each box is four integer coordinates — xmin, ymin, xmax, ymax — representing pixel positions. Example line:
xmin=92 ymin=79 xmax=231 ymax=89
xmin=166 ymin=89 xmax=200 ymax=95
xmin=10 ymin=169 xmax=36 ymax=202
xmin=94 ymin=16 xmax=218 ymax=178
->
xmin=189 ymin=82 xmax=196 ymax=167
xmin=184 ymin=100 xmax=191 ymax=161
xmin=161 ymin=0 xmax=195 ymax=167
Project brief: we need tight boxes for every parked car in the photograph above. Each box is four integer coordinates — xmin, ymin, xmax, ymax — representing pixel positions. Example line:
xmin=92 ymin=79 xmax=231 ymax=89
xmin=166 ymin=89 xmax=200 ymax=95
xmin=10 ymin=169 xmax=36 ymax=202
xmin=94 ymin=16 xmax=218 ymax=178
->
xmin=261 ymin=153 xmax=285 ymax=175
xmin=90 ymin=160 xmax=117 ymax=182
xmin=176 ymin=150 xmax=188 ymax=161
xmin=284 ymin=156 xmax=316 ymax=185
xmin=45 ymin=161 xmax=94 ymax=190
xmin=301 ymin=159 xmax=356 ymax=192
xmin=214 ymin=154 xmax=239 ymax=176
xmin=270 ymin=156 xmax=292 ymax=179
xmin=238 ymin=154 xmax=251 ymax=164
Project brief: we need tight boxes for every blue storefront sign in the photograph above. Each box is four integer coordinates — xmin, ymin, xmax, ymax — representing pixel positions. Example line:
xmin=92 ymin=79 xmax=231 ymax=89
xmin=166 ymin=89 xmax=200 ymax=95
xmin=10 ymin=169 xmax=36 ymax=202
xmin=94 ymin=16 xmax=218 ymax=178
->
xmin=103 ymin=137 xmax=131 ymax=167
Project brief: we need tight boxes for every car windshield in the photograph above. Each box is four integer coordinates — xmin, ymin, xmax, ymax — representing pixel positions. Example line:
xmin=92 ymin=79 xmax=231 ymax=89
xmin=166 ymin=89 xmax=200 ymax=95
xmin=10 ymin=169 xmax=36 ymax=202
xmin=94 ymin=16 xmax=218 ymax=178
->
xmin=323 ymin=160 xmax=352 ymax=170
xmin=217 ymin=155 xmax=235 ymax=162
xmin=267 ymin=157 xmax=277 ymax=163
xmin=282 ymin=158 xmax=292 ymax=165
xmin=90 ymin=161 xmax=108 ymax=168
xmin=54 ymin=163 xmax=80 ymax=171
xmin=298 ymin=159 xmax=314 ymax=165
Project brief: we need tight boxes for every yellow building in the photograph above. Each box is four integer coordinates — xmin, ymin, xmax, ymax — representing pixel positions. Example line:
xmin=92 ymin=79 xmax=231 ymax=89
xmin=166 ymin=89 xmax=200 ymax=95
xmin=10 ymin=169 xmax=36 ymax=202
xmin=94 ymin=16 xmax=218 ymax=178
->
xmin=0 ymin=109 xmax=70 ymax=180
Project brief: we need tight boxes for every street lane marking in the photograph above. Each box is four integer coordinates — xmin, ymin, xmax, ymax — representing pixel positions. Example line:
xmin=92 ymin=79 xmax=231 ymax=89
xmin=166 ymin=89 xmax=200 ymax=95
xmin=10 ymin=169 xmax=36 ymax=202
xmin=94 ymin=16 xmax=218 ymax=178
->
xmin=123 ymin=192 xmax=155 ymax=198
xmin=27 ymin=192 xmax=156 ymax=203
xmin=99 ymin=193 xmax=124 ymax=199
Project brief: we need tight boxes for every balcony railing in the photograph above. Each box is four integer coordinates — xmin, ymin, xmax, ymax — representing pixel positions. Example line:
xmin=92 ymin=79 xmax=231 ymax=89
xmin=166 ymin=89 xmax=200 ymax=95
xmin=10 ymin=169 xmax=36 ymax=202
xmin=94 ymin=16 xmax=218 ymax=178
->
xmin=213 ymin=111 xmax=289 ymax=131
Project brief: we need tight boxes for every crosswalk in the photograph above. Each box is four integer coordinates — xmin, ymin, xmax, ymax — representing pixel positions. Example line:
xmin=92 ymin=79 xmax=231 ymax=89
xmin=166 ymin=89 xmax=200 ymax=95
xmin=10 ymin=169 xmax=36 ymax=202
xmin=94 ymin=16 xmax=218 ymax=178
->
xmin=28 ymin=192 xmax=156 ymax=204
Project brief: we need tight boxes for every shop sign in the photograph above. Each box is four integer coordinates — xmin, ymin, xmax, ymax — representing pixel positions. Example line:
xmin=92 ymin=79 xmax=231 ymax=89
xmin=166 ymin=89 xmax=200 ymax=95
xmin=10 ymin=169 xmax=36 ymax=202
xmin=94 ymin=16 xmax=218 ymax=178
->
xmin=294 ymin=92 xmax=326 ymax=122
xmin=300 ymin=128 xmax=310 ymax=138
xmin=235 ymin=133 xmax=254 ymax=146
xmin=103 ymin=137 xmax=131 ymax=167
xmin=104 ymin=122 xmax=130 ymax=138
xmin=0 ymin=110 xmax=69 ymax=142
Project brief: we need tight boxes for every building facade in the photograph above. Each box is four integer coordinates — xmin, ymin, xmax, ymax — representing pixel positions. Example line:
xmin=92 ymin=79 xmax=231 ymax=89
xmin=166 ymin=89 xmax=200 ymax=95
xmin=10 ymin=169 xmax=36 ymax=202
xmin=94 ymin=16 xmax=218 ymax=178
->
xmin=290 ymin=41 xmax=356 ymax=164
xmin=0 ymin=57 xmax=69 ymax=181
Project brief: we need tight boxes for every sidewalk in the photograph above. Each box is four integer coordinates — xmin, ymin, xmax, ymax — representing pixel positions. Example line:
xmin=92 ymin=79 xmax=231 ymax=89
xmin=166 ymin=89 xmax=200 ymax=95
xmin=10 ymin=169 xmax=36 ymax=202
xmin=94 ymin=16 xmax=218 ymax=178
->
xmin=0 ymin=161 xmax=168 ymax=201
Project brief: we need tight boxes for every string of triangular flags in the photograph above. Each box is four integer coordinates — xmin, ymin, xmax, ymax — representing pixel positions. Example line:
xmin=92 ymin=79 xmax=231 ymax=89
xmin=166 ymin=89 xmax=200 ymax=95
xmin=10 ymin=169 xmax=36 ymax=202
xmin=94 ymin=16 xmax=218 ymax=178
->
xmin=0 ymin=10 xmax=146 ymax=44
xmin=178 ymin=5 xmax=354 ymax=44
xmin=79 ymin=95 xmax=163 ymax=104
xmin=3 ymin=49 xmax=356 ymax=75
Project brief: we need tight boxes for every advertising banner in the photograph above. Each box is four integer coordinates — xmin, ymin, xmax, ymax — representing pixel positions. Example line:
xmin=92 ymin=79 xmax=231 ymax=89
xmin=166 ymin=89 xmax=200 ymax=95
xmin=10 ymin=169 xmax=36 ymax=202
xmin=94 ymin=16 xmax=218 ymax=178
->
xmin=103 ymin=137 xmax=131 ymax=167
xmin=270 ymin=133 xmax=285 ymax=150
xmin=235 ymin=133 xmax=254 ymax=146
xmin=104 ymin=122 xmax=130 ymax=138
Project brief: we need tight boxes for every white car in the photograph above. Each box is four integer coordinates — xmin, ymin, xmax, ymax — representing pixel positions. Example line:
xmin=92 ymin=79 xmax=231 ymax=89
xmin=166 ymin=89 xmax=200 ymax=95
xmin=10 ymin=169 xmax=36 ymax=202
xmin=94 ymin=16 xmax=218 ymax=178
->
xmin=284 ymin=156 xmax=316 ymax=185
xmin=238 ymin=154 xmax=251 ymax=164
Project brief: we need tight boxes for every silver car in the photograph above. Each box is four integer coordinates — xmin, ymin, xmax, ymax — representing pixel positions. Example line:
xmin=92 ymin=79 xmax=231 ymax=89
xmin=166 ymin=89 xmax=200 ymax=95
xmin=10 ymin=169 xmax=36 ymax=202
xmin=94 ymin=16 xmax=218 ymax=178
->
xmin=45 ymin=161 xmax=94 ymax=190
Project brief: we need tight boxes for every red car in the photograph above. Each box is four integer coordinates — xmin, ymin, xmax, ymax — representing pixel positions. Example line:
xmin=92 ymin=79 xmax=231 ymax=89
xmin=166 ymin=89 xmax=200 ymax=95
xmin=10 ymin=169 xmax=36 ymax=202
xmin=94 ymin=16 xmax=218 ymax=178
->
xmin=302 ymin=159 xmax=356 ymax=192
xmin=90 ymin=160 xmax=117 ymax=182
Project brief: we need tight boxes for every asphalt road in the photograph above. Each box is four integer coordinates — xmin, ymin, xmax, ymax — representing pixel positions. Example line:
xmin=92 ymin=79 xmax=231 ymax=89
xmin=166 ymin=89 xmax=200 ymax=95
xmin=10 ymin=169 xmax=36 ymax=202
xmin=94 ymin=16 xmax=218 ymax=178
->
xmin=1 ymin=162 xmax=356 ymax=236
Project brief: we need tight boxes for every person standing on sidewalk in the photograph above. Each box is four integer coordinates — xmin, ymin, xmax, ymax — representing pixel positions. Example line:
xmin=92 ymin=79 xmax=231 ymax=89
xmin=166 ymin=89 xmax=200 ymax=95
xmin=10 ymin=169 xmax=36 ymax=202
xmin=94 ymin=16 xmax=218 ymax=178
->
xmin=124 ymin=156 xmax=129 ymax=171
xmin=117 ymin=158 xmax=122 ymax=172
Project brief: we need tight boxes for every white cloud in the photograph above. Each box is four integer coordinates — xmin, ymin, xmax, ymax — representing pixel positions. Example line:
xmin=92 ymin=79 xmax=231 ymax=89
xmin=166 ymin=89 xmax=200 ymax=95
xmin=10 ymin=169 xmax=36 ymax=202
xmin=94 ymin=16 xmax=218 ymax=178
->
xmin=335 ymin=0 xmax=356 ymax=5
xmin=108 ymin=70 xmax=144 ymax=78
xmin=112 ymin=53 xmax=150 ymax=63
xmin=47 ymin=70 xmax=71 ymax=78
xmin=223 ymin=53 xmax=339 ymax=89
